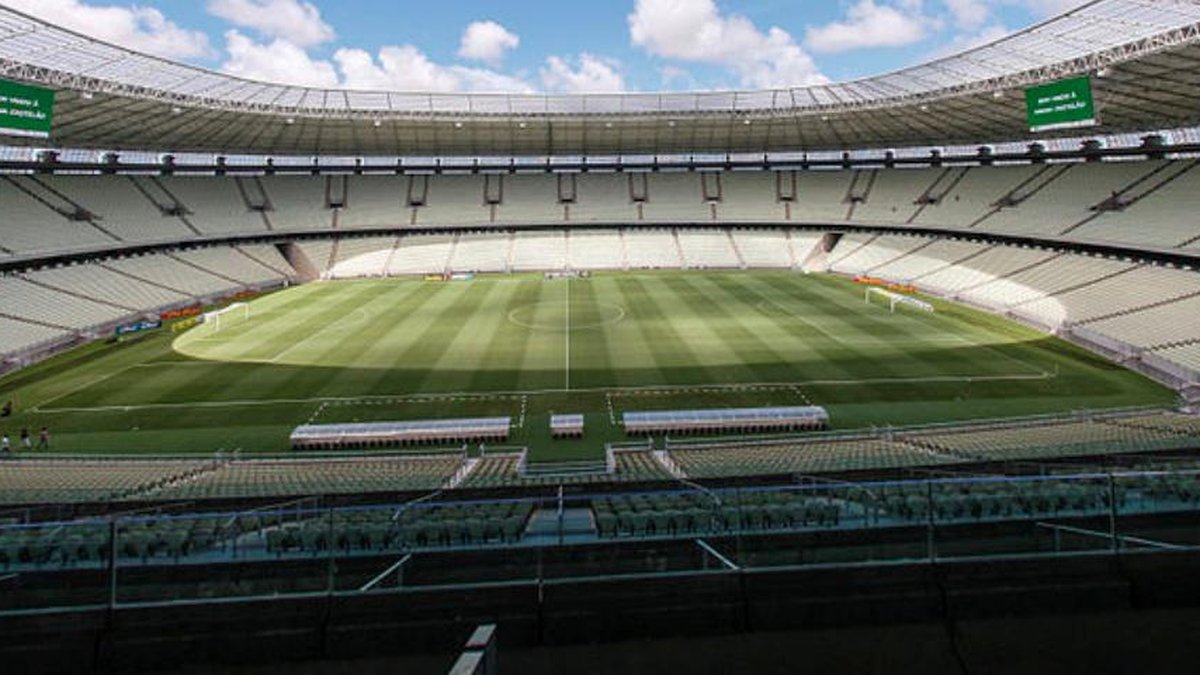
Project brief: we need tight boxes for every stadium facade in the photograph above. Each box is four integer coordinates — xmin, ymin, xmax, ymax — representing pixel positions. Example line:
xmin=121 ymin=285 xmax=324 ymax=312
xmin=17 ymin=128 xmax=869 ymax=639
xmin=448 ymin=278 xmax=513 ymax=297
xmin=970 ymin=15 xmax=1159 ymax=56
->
xmin=2 ymin=1 xmax=1200 ymax=672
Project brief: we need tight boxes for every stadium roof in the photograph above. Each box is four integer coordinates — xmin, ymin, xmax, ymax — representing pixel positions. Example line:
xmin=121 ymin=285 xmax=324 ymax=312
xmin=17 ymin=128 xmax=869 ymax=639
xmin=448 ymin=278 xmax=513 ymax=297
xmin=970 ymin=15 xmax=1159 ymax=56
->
xmin=2 ymin=0 xmax=1200 ymax=156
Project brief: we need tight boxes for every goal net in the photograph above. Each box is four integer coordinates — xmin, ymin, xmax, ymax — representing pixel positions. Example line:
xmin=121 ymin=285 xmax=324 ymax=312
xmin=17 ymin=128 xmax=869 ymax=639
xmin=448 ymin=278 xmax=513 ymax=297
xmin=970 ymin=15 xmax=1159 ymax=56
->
xmin=201 ymin=302 xmax=251 ymax=332
xmin=865 ymin=287 xmax=934 ymax=314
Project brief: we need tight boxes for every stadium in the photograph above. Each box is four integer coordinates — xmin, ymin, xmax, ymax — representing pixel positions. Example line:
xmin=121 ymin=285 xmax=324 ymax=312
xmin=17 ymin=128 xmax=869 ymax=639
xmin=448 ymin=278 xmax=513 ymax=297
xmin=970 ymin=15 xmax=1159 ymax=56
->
xmin=1 ymin=0 xmax=1200 ymax=672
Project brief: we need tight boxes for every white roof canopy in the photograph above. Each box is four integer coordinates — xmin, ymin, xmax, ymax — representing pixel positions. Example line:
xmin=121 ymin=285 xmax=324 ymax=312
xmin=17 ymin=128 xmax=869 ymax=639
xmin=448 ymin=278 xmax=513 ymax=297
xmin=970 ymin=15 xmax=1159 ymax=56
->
xmin=2 ymin=0 xmax=1200 ymax=155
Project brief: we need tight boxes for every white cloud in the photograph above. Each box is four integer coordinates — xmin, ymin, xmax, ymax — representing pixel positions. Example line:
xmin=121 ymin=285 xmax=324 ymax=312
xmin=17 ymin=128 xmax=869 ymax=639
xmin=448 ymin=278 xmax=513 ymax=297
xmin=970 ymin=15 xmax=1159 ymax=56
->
xmin=942 ymin=0 xmax=990 ymax=29
xmin=628 ymin=0 xmax=826 ymax=88
xmin=3 ymin=0 xmax=212 ymax=59
xmin=335 ymin=45 xmax=534 ymax=93
xmin=805 ymin=1 xmax=934 ymax=54
xmin=207 ymin=0 xmax=334 ymax=47
xmin=1015 ymin=0 xmax=1090 ymax=17
xmin=923 ymin=0 xmax=1089 ymax=55
xmin=221 ymin=30 xmax=338 ymax=88
xmin=928 ymin=23 xmax=1011 ymax=58
xmin=540 ymin=54 xmax=625 ymax=94
xmin=935 ymin=0 xmax=1088 ymax=30
xmin=457 ymin=20 xmax=520 ymax=65
xmin=659 ymin=65 xmax=698 ymax=89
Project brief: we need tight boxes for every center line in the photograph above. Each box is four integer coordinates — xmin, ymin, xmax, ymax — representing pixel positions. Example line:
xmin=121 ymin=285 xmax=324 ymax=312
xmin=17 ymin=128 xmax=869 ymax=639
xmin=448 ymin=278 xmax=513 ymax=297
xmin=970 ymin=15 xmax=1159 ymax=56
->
xmin=565 ymin=275 xmax=571 ymax=391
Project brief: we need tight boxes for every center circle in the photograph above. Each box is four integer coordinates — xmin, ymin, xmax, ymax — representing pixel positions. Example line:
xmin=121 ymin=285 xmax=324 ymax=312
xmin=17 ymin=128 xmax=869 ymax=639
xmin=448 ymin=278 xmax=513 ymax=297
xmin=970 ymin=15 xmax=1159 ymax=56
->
xmin=507 ymin=301 xmax=626 ymax=332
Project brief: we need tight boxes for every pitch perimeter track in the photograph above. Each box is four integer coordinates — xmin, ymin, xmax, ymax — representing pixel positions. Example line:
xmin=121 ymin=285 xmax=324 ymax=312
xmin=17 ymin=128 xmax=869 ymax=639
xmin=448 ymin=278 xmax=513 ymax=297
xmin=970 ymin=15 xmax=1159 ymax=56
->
xmin=32 ymin=371 xmax=1056 ymax=414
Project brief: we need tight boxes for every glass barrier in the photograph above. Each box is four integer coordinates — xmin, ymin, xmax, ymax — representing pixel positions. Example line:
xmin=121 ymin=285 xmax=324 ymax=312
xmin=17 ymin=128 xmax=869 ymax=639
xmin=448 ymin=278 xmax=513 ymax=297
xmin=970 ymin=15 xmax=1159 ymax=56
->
xmin=4 ymin=469 xmax=1200 ymax=611
xmin=1113 ymin=467 xmax=1200 ymax=552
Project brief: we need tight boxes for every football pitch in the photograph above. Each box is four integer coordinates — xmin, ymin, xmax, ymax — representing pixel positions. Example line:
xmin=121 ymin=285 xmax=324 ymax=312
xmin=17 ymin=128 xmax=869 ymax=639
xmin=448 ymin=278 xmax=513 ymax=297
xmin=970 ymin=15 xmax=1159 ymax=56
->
xmin=0 ymin=271 xmax=1175 ymax=461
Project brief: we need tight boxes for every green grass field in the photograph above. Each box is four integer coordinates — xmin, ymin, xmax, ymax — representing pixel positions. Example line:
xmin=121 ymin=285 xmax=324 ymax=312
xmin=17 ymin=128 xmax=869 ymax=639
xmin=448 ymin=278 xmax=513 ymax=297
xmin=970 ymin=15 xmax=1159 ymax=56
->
xmin=0 ymin=271 xmax=1175 ymax=461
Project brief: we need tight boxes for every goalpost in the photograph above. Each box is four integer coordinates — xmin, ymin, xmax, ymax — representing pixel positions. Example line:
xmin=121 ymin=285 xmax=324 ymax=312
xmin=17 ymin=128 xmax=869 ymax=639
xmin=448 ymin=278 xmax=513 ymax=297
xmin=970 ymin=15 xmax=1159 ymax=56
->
xmin=865 ymin=287 xmax=934 ymax=314
xmin=201 ymin=302 xmax=251 ymax=332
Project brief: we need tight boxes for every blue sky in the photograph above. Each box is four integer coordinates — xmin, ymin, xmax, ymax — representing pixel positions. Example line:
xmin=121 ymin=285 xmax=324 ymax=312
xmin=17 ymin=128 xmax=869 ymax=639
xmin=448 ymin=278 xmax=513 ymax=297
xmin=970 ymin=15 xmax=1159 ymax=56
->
xmin=3 ymin=0 xmax=1088 ymax=92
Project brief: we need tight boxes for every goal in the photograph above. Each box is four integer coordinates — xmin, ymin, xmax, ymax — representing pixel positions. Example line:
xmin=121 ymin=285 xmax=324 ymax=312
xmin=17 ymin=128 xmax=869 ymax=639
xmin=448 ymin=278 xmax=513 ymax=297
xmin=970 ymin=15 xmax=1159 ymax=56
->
xmin=201 ymin=302 xmax=251 ymax=331
xmin=865 ymin=287 xmax=934 ymax=314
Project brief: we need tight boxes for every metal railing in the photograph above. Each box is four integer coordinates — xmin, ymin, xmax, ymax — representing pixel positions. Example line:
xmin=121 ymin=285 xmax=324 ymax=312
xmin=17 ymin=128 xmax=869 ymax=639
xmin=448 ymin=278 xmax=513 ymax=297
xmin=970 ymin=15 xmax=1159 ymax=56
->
xmin=2 ymin=466 xmax=1199 ymax=615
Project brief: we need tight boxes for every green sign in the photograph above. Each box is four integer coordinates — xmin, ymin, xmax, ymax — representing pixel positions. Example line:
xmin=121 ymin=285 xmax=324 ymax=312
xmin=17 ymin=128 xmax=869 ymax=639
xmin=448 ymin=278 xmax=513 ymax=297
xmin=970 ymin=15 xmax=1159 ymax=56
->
xmin=0 ymin=78 xmax=55 ymax=138
xmin=1025 ymin=76 xmax=1096 ymax=133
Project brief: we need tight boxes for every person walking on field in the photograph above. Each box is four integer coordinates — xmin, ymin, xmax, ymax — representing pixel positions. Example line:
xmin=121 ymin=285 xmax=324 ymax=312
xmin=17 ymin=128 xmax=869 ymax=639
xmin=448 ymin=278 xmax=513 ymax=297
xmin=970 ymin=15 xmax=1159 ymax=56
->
xmin=37 ymin=427 xmax=49 ymax=451
xmin=20 ymin=428 xmax=31 ymax=451
xmin=1 ymin=433 xmax=10 ymax=454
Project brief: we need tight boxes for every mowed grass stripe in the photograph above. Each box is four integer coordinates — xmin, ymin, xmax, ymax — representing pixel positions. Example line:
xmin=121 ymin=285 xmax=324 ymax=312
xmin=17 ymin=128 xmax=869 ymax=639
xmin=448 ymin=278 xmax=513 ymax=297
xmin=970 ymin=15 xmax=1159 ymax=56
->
xmin=802 ymin=274 xmax=1046 ymax=376
xmin=362 ymin=282 xmax=479 ymax=377
xmin=515 ymin=280 xmax=569 ymax=391
xmin=21 ymin=333 xmax=190 ymax=411
xmin=758 ymin=273 xmax=969 ymax=378
xmin=680 ymin=273 xmax=816 ymax=382
xmin=670 ymin=273 xmax=806 ymax=382
xmin=161 ymin=282 xmax=333 ymax=361
xmin=711 ymin=272 xmax=846 ymax=375
xmin=769 ymin=274 xmax=933 ymax=370
xmin=375 ymin=281 xmax=497 ymax=394
xmin=428 ymin=280 xmax=520 ymax=392
xmin=257 ymin=281 xmax=421 ymax=367
xmin=586 ymin=275 xmax=666 ymax=388
xmin=567 ymin=276 xmax=622 ymax=389
xmin=191 ymin=281 xmax=390 ymax=363
xmin=186 ymin=281 xmax=355 ymax=361
xmin=722 ymin=273 xmax=908 ymax=381
xmin=468 ymin=278 xmax=544 ymax=392
xmin=209 ymin=280 xmax=438 ymax=401
xmin=15 ymin=271 xmax=1177 ymax=457
xmin=248 ymin=280 xmax=435 ymax=400
xmin=616 ymin=275 xmax=719 ymax=385
xmin=652 ymin=270 xmax=772 ymax=381
xmin=786 ymin=275 xmax=1042 ymax=377
xmin=149 ymin=283 xmax=413 ymax=406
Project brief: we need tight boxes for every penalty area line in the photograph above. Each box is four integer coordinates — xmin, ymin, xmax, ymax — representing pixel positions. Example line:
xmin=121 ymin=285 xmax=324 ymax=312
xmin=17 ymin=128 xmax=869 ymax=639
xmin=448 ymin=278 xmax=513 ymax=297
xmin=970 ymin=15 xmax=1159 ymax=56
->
xmin=33 ymin=371 xmax=1056 ymax=414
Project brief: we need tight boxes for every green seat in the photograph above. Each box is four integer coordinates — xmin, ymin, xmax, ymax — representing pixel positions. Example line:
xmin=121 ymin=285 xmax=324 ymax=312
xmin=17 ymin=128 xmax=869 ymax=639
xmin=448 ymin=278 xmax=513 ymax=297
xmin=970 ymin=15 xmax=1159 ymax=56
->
xmin=762 ymin=504 xmax=788 ymax=529
xmin=366 ymin=525 xmax=391 ymax=551
xmin=443 ymin=521 xmax=466 ymax=546
xmin=719 ymin=507 xmax=741 ymax=532
xmin=740 ymin=506 xmax=765 ymax=531
xmin=266 ymin=529 xmax=287 ymax=555
xmin=501 ymin=516 xmax=525 ymax=542
xmin=651 ymin=512 xmax=672 ymax=536
xmin=686 ymin=508 xmax=713 ymax=533
xmin=671 ymin=510 xmax=694 ymax=534
xmin=300 ymin=527 xmax=328 ymax=554
xmin=464 ymin=519 xmax=486 ymax=545
xmin=629 ymin=513 xmax=651 ymax=537
xmin=484 ymin=519 xmax=504 ymax=543
xmin=418 ymin=523 xmax=443 ymax=547
xmin=595 ymin=512 xmax=617 ymax=538
xmin=615 ymin=513 xmax=634 ymax=536
xmin=165 ymin=532 xmax=189 ymax=559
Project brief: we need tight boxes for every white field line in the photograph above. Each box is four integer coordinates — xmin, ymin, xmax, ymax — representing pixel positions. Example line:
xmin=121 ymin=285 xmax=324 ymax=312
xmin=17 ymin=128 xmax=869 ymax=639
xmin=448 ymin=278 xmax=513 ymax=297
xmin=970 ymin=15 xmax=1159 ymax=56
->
xmin=134 ymin=361 xmax=226 ymax=368
xmin=760 ymin=288 xmax=1047 ymax=377
xmin=33 ymin=371 xmax=1056 ymax=414
xmin=32 ymin=361 xmax=145 ymax=412
xmin=565 ymin=276 xmax=571 ymax=391
xmin=307 ymin=401 xmax=329 ymax=424
xmin=266 ymin=307 xmax=373 ymax=364
xmin=790 ymin=385 xmax=814 ymax=405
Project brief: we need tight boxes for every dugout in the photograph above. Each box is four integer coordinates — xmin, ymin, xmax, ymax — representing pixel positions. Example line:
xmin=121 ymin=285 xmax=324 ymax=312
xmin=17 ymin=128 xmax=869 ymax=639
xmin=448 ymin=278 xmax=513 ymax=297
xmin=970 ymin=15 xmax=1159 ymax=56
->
xmin=291 ymin=419 xmax=511 ymax=450
xmin=623 ymin=407 xmax=829 ymax=436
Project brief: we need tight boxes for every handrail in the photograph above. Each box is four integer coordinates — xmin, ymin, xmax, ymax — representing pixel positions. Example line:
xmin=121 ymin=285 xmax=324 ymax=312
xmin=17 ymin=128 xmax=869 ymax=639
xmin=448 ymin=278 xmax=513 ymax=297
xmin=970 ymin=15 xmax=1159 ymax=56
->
xmin=1035 ymin=521 xmax=1186 ymax=550
xmin=359 ymin=554 xmax=412 ymax=592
